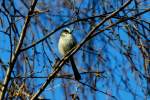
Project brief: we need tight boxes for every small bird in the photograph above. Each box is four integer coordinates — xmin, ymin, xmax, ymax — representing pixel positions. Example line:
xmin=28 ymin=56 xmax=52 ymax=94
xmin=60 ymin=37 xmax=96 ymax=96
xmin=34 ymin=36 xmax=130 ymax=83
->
xmin=58 ymin=28 xmax=81 ymax=80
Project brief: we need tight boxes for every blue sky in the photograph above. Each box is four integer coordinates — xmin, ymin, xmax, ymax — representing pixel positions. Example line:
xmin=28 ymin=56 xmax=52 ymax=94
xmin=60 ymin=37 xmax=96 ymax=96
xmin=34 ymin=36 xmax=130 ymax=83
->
xmin=0 ymin=0 xmax=150 ymax=99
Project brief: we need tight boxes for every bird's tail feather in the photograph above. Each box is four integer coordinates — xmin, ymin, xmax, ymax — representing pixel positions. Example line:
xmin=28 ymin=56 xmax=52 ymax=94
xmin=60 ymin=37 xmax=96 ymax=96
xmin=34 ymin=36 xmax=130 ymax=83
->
xmin=70 ymin=57 xmax=81 ymax=80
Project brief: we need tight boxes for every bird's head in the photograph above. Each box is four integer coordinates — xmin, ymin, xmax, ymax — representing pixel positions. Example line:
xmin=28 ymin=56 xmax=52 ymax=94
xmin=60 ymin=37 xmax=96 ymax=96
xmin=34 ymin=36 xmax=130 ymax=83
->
xmin=61 ymin=28 xmax=73 ymax=36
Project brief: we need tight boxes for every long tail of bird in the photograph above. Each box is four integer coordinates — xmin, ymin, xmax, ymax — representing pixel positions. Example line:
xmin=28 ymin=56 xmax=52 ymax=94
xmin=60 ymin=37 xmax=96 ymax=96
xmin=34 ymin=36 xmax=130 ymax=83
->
xmin=70 ymin=57 xmax=81 ymax=81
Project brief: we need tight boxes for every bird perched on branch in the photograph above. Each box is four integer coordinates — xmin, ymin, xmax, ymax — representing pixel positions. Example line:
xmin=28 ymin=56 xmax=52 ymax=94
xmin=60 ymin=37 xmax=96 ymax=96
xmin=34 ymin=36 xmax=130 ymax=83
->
xmin=58 ymin=28 xmax=81 ymax=81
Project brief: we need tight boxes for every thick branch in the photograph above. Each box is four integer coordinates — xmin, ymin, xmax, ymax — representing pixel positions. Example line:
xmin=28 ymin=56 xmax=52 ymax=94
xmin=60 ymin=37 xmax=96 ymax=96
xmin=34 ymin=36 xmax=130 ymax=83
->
xmin=30 ymin=0 xmax=132 ymax=99
xmin=0 ymin=0 xmax=38 ymax=99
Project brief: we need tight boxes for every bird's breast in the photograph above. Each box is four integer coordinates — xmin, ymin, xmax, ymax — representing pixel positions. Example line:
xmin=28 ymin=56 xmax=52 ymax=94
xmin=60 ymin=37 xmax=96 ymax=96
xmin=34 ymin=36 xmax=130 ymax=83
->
xmin=58 ymin=36 xmax=75 ymax=56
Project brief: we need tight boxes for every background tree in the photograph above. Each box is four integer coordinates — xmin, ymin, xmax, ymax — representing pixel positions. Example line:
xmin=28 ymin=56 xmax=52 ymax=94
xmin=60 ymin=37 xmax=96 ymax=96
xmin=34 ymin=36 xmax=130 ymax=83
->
xmin=0 ymin=0 xmax=149 ymax=99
